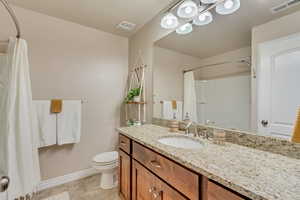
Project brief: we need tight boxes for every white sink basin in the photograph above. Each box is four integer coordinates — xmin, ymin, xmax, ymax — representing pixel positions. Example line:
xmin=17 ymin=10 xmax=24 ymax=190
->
xmin=158 ymin=136 xmax=204 ymax=149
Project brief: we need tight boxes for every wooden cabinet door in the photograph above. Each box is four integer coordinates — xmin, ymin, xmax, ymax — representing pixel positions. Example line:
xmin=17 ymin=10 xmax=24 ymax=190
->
xmin=119 ymin=150 xmax=131 ymax=200
xmin=132 ymin=160 xmax=187 ymax=200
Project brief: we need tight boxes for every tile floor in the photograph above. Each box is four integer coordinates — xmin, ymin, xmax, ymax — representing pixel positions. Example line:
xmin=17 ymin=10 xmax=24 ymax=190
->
xmin=36 ymin=174 xmax=120 ymax=200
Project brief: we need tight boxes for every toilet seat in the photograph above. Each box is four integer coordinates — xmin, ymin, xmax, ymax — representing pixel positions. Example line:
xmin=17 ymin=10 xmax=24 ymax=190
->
xmin=93 ymin=151 xmax=118 ymax=166
xmin=93 ymin=160 xmax=118 ymax=166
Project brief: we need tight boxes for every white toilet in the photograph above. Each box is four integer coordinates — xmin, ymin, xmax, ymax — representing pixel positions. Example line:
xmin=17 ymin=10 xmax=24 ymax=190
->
xmin=92 ymin=151 xmax=119 ymax=189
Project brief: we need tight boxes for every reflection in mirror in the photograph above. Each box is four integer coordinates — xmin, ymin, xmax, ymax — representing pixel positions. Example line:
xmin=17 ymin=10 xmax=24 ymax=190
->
xmin=185 ymin=56 xmax=251 ymax=131
xmin=153 ymin=0 xmax=300 ymax=141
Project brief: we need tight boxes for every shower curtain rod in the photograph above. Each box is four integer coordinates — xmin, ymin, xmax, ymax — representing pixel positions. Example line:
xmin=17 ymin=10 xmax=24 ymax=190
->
xmin=0 ymin=0 xmax=21 ymax=38
xmin=183 ymin=57 xmax=251 ymax=73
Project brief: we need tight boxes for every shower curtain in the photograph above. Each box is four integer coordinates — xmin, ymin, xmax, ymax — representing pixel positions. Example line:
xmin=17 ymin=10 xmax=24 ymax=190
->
xmin=183 ymin=71 xmax=198 ymax=122
xmin=0 ymin=38 xmax=40 ymax=199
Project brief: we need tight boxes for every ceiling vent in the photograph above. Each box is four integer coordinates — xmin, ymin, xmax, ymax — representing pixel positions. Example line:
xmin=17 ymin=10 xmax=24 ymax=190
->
xmin=117 ymin=21 xmax=136 ymax=31
xmin=271 ymin=0 xmax=300 ymax=14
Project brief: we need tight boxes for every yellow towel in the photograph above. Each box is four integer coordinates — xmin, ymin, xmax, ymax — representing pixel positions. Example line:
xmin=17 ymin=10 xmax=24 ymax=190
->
xmin=171 ymin=100 xmax=177 ymax=110
xmin=292 ymin=108 xmax=300 ymax=143
xmin=51 ymin=99 xmax=63 ymax=113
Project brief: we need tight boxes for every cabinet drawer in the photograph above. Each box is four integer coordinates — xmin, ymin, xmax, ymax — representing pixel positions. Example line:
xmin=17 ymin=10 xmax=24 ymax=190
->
xmin=203 ymin=178 xmax=247 ymax=200
xmin=119 ymin=134 xmax=131 ymax=154
xmin=133 ymin=142 xmax=199 ymax=200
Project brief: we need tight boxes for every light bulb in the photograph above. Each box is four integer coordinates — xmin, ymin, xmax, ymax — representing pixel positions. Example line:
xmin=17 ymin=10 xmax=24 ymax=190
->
xmin=177 ymin=0 xmax=198 ymax=18
xmin=216 ymin=0 xmax=240 ymax=15
xmin=224 ymin=0 xmax=234 ymax=9
xmin=160 ymin=13 xmax=179 ymax=29
xmin=198 ymin=13 xmax=206 ymax=21
xmin=166 ymin=19 xmax=173 ymax=25
xmin=185 ymin=6 xmax=193 ymax=14
xmin=193 ymin=11 xmax=213 ymax=26
xmin=176 ymin=23 xmax=193 ymax=35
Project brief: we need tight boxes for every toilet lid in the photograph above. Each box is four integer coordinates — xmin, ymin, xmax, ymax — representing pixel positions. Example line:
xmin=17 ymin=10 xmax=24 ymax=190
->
xmin=93 ymin=151 xmax=118 ymax=163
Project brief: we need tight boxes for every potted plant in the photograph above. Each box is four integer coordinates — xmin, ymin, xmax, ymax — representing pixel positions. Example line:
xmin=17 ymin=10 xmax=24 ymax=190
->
xmin=125 ymin=87 xmax=141 ymax=103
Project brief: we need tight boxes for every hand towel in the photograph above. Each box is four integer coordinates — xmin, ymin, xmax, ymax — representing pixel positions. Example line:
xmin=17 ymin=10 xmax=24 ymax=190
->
xmin=172 ymin=100 xmax=177 ymax=110
xmin=51 ymin=99 xmax=63 ymax=113
xmin=57 ymin=100 xmax=82 ymax=145
xmin=34 ymin=100 xmax=57 ymax=147
xmin=161 ymin=101 xmax=183 ymax=121
xmin=292 ymin=108 xmax=300 ymax=143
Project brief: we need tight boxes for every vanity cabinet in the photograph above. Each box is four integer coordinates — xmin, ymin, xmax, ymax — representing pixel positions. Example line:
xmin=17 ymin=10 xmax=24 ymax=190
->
xmin=119 ymin=134 xmax=248 ymax=200
xmin=119 ymin=136 xmax=132 ymax=200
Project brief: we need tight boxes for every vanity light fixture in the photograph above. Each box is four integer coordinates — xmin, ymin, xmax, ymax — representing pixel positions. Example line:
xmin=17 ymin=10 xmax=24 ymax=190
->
xmin=216 ymin=0 xmax=241 ymax=15
xmin=177 ymin=0 xmax=199 ymax=18
xmin=160 ymin=0 xmax=241 ymax=35
xmin=193 ymin=11 xmax=213 ymax=26
xmin=200 ymin=0 xmax=218 ymax=3
xmin=176 ymin=23 xmax=193 ymax=35
xmin=161 ymin=13 xmax=179 ymax=29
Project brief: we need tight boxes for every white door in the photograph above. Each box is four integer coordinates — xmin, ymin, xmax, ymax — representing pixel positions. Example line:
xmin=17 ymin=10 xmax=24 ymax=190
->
xmin=257 ymin=33 xmax=300 ymax=139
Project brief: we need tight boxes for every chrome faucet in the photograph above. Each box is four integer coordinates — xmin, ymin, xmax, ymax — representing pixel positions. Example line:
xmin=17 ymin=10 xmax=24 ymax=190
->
xmin=184 ymin=121 xmax=199 ymax=137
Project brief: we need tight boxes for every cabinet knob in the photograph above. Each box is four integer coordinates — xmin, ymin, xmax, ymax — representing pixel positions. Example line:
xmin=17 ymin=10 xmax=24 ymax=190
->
xmin=149 ymin=187 xmax=154 ymax=193
xmin=152 ymin=191 xmax=162 ymax=199
xmin=148 ymin=187 xmax=162 ymax=199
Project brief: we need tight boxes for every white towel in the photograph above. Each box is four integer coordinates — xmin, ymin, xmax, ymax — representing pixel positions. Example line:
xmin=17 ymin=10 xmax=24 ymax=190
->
xmin=57 ymin=100 xmax=82 ymax=145
xmin=34 ymin=100 xmax=57 ymax=147
xmin=161 ymin=101 xmax=183 ymax=121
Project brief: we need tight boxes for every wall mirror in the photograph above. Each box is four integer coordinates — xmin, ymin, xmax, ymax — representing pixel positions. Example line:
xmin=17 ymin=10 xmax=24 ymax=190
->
xmin=152 ymin=0 xmax=300 ymax=141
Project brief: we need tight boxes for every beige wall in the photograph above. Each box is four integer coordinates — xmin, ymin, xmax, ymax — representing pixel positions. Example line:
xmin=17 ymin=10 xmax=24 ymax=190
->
xmin=128 ymin=12 xmax=176 ymax=123
xmin=153 ymin=46 xmax=202 ymax=118
xmin=0 ymin=7 xmax=128 ymax=180
xmin=251 ymin=10 xmax=300 ymax=130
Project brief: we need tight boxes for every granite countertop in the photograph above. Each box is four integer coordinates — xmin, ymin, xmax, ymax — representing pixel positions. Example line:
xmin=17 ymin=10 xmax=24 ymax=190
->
xmin=117 ymin=124 xmax=300 ymax=200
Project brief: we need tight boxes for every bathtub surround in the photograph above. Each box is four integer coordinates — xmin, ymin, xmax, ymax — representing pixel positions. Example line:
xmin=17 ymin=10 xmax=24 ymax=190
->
xmin=153 ymin=118 xmax=300 ymax=159
xmin=0 ymin=6 xmax=128 ymax=180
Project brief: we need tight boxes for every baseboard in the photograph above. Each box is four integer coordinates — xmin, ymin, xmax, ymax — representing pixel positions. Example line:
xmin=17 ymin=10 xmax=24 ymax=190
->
xmin=37 ymin=168 xmax=99 ymax=192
